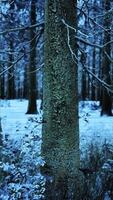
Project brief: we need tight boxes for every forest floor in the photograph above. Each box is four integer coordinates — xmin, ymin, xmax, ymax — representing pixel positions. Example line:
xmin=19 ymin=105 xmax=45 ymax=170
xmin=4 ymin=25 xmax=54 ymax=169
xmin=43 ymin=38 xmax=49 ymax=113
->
xmin=79 ymin=101 xmax=113 ymax=154
xmin=0 ymin=99 xmax=42 ymax=141
xmin=1 ymin=99 xmax=113 ymax=152
xmin=0 ymin=99 xmax=113 ymax=199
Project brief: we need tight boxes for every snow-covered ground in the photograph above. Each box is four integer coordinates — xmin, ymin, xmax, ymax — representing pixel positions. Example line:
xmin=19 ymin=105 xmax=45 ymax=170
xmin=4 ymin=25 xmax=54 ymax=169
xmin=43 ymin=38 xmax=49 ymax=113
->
xmin=0 ymin=100 xmax=45 ymax=199
xmin=79 ymin=101 xmax=113 ymax=152
xmin=0 ymin=99 xmax=42 ymax=141
xmin=0 ymin=99 xmax=113 ymax=199
xmin=0 ymin=100 xmax=113 ymax=152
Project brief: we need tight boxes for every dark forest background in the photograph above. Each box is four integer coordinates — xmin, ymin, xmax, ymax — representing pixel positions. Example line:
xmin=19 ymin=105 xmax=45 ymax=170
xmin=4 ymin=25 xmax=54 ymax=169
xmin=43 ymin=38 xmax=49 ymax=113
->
xmin=0 ymin=0 xmax=113 ymax=116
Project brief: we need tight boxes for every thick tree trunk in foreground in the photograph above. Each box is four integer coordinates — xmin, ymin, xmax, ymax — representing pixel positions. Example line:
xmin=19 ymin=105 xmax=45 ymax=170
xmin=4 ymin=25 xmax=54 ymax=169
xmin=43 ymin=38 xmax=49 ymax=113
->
xmin=101 ymin=0 xmax=112 ymax=116
xmin=26 ymin=0 xmax=38 ymax=114
xmin=42 ymin=0 xmax=80 ymax=199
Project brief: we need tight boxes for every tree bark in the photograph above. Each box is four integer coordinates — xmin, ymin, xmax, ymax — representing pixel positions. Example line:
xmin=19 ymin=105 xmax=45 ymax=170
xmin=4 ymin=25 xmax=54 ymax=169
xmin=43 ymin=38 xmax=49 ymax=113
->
xmin=6 ymin=1 xmax=15 ymax=99
xmin=101 ymin=0 xmax=112 ymax=116
xmin=42 ymin=0 xmax=80 ymax=199
xmin=7 ymin=40 xmax=15 ymax=99
xmin=0 ymin=69 xmax=5 ymax=99
xmin=26 ymin=0 xmax=38 ymax=114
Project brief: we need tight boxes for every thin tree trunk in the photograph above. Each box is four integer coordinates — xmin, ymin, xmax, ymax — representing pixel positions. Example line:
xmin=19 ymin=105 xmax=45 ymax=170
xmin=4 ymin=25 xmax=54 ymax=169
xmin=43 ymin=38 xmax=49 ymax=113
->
xmin=23 ymin=64 xmax=28 ymax=99
xmin=7 ymin=41 xmax=15 ymax=99
xmin=0 ymin=70 xmax=5 ymax=99
xmin=91 ymin=47 xmax=96 ymax=101
xmin=26 ymin=0 xmax=38 ymax=114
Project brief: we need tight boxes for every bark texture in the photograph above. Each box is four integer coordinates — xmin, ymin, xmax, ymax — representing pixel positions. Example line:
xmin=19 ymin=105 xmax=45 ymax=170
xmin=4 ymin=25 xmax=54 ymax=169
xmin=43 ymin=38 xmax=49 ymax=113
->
xmin=26 ymin=0 xmax=38 ymax=114
xmin=7 ymin=41 xmax=15 ymax=99
xmin=101 ymin=0 xmax=112 ymax=116
xmin=7 ymin=1 xmax=15 ymax=99
xmin=42 ymin=0 xmax=80 ymax=199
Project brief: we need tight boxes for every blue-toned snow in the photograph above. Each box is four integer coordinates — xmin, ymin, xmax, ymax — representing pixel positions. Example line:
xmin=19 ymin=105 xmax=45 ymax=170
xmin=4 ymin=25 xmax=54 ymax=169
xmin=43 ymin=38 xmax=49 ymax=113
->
xmin=0 ymin=99 xmax=45 ymax=200
xmin=0 ymin=100 xmax=113 ymax=199
xmin=79 ymin=101 xmax=113 ymax=153
xmin=0 ymin=100 xmax=113 ymax=153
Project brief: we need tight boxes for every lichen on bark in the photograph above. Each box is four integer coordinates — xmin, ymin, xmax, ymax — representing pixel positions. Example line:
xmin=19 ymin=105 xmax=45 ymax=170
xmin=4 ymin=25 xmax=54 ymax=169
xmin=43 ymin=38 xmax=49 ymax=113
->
xmin=42 ymin=0 xmax=80 ymax=199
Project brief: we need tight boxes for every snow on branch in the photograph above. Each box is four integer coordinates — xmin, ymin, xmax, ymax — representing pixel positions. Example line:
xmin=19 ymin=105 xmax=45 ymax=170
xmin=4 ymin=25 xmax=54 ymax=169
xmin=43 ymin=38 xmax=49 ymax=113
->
xmin=62 ymin=19 xmax=113 ymax=50
xmin=76 ymin=6 xmax=111 ymax=34
xmin=0 ymin=22 xmax=44 ymax=35
xmin=84 ymin=67 xmax=113 ymax=94
xmin=62 ymin=18 xmax=113 ymax=94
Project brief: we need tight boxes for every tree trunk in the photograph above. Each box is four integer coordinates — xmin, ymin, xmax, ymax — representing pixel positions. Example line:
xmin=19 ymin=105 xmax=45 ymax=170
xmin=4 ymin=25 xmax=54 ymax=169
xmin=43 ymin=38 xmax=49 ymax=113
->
xmin=23 ymin=64 xmax=28 ymax=99
xmin=82 ymin=70 xmax=87 ymax=100
xmin=91 ymin=47 xmax=96 ymax=101
xmin=101 ymin=0 xmax=112 ymax=116
xmin=42 ymin=0 xmax=80 ymax=199
xmin=7 ymin=41 xmax=15 ymax=99
xmin=26 ymin=0 xmax=38 ymax=114
xmin=6 ymin=1 xmax=15 ymax=99
xmin=0 ymin=69 xmax=5 ymax=99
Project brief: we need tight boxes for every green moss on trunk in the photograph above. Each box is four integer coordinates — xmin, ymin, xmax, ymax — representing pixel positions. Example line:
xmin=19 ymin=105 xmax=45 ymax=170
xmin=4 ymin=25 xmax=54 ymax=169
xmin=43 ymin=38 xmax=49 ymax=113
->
xmin=42 ymin=0 xmax=80 ymax=199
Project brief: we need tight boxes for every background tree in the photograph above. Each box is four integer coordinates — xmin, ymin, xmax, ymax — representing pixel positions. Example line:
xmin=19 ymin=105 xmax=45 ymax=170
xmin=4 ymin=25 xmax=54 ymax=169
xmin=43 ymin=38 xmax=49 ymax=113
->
xmin=0 ymin=64 xmax=5 ymax=99
xmin=6 ymin=1 xmax=15 ymax=99
xmin=7 ymin=40 xmax=15 ymax=99
xmin=0 ymin=0 xmax=44 ymax=101
xmin=42 ymin=0 xmax=80 ymax=199
xmin=26 ymin=0 xmax=38 ymax=114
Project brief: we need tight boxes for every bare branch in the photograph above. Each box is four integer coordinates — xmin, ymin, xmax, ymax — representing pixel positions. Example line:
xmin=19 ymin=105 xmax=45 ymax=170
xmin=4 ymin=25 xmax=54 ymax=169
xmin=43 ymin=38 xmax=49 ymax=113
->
xmin=62 ymin=19 xmax=102 ymax=49
xmin=63 ymin=18 xmax=113 ymax=94
xmin=0 ymin=54 xmax=24 ymax=76
xmin=0 ymin=22 xmax=44 ymax=35
xmin=62 ymin=19 xmax=113 ymax=50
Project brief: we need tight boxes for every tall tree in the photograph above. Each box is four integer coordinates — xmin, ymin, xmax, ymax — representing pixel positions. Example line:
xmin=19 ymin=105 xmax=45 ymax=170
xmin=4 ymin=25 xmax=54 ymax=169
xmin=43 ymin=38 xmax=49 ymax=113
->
xmin=26 ymin=0 xmax=38 ymax=114
xmin=7 ymin=2 xmax=15 ymax=99
xmin=91 ymin=0 xmax=97 ymax=101
xmin=42 ymin=0 xmax=80 ymax=199
xmin=0 ymin=65 xmax=5 ymax=99
xmin=7 ymin=41 xmax=15 ymax=99
xmin=101 ymin=0 xmax=112 ymax=116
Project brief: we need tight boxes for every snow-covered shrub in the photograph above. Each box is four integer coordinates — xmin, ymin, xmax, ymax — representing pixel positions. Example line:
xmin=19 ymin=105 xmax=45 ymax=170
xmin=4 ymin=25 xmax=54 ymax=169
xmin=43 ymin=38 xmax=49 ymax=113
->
xmin=0 ymin=117 xmax=45 ymax=200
